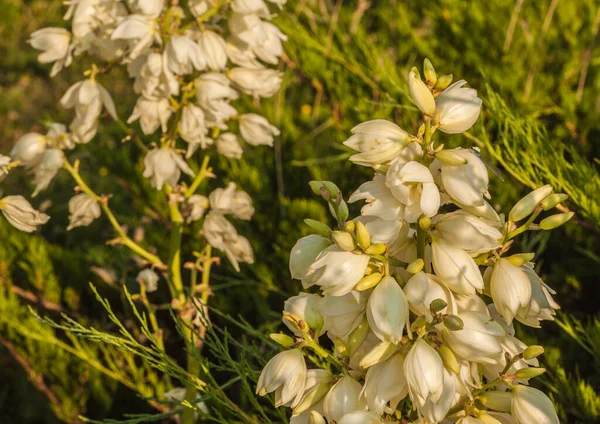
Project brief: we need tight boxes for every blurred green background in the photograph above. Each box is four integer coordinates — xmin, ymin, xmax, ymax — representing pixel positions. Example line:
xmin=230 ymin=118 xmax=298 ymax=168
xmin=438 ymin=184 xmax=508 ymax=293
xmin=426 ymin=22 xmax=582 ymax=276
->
xmin=1 ymin=0 xmax=599 ymax=422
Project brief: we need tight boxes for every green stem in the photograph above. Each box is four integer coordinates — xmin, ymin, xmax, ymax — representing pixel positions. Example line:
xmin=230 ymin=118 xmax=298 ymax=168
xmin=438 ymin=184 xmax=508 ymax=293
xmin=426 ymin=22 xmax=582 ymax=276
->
xmin=505 ymin=208 xmax=541 ymax=241
xmin=63 ymin=160 xmax=163 ymax=266
xmin=185 ymin=155 xmax=211 ymax=198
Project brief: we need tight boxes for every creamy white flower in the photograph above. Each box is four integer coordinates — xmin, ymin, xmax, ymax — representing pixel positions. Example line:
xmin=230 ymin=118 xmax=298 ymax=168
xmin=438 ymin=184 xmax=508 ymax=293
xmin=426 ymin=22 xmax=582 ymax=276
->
xmin=226 ymin=38 xmax=263 ymax=68
xmin=29 ymin=27 xmax=73 ymax=77
xmin=239 ymin=114 xmax=280 ymax=146
xmin=203 ymin=212 xmax=254 ymax=271
xmin=186 ymin=194 xmax=209 ymax=223
xmin=403 ymin=272 xmax=456 ymax=319
xmin=350 ymin=175 xmax=405 ymax=223
xmin=66 ymin=193 xmax=100 ymax=230
xmin=128 ymin=96 xmax=172 ymax=134
xmin=284 ymin=293 xmax=324 ymax=336
xmin=440 ymin=148 xmax=489 ymax=207
xmin=323 ymin=376 xmax=366 ymax=422
xmin=256 ymin=348 xmax=307 ymax=408
xmin=289 ymin=234 xmax=332 ymax=288
xmin=516 ymin=265 xmax=559 ymax=327
xmin=344 ymin=120 xmax=410 ymax=167
xmin=229 ymin=14 xmax=287 ymax=64
xmin=434 ymin=210 xmax=502 ymax=255
xmin=408 ymin=69 xmax=435 ymax=116
xmin=46 ymin=123 xmax=73 ymax=150
xmin=232 ymin=190 xmax=255 ymax=220
xmin=419 ymin=368 xmax=456 ymax=423
xmin=10 ymin=133 xmax=48 ymax=167
xmin=431 ymin=238 xmax=484 ymax=295
xmin=490 ymin=259 xmax=532 ymax=324
xmin=404 ymin=339 xmax=444 ymax=413
xmin=291 ymin=369 xmax=331 ymax=419
xmin=386 ymin=160 xmax=440 ymax=222
xmin=195 ymin=73 xmax=239 ymax=126
xmin=0 ymin=155 xmax=11 ymax=177
xmin=198 ymin=30 xmax=228 ymax=71
xmin=136 ymin=268 xmax=159 ymax=292
xmin=436 ymin=80 xmax=482 ymax=134
xmin=208 ymin=182 xmax=237 ymax=213
xmin=143 ymin=147 xmax=194 ymax=189
xmin=129 ymin=0 xmax=165 ymax=17
xmin=362 ymin=352 xmax=407 ymax=415
xmin=0 ymin=195 xmax=50 ymax=233
xmin=366 ymin=276 xmax=410 ymax=343
xmin=32 ymin=149 xmax=65 ymax=197
xmin=216 ymin=133 xmax=243 ymax=159
xmin=338 ymin=411 xmax=382 ymax=424
xmin=165 ymin=35 xmax=206 ymax=75
xmin=511 ymin=386 xmax=559 ymax=424
xmin=231 ymin=0 xmax=271 ymax=17
xmin=228 ymin=67 xmax=282 ymax=98
xmin=319 ymin=290 xmax=368 ymax=340
xmin=188 ymin=0 xmax=211 ymax=17
xmin=111 ymin=14 xmax=160 ymax=60
xmin=442 ymin=311 xmax=505 ymax=365
xmin=179 ymin=104 xmax=210 ymax=157
xmin=308 ymin=246 xmax=370 ymax=296
xmin=130 ymin=52 xmax=179 ymax=98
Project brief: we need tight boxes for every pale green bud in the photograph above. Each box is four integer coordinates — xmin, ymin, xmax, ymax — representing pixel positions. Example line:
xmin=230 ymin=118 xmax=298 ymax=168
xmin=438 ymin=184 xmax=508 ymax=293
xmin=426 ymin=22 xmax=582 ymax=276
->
xmin=359 ymin=340 xmax=397 ymax=369
xmin=509 ymin=185 xmax=553 ymax=222
xmin=438 ymin=344 xmax=460 ymax=374
xmin=435 ymin=149 xmax=468 ymax=165
xmin=354 ymin=272 xmax=383 ymax=291
xmin=406 ymin=258 xmax=425 ymax=274
xmin=540 ymin=193 xmax=568 ymax=211
xmin=365 ymin=243 xmax=387 ymax=255
xmin=444 ymin=314 xmax=464 ymax=331
xmin=539 ymin=212 xmax=574 ymax=230
xmin=309 ymin=180 xmax=340 ymax=199
xmin=331 ymin=230 xmax=356 ymax=251
xmin=430 ymin=298 xmax=448 ymax=314
xmin=434 ymin=74 xmax=453 ymax=90
xmin=523 ymin=345 xmax=544 ymax=360
xmin=269 ymin=333 xmax=295 ymax=347
xmin=355 ymin=220 xmax=371 ymax=249
xmin=479 ymin=391 xmax=512 ymax=412
xmin=329 ymin=200 xmax=349 ymax=223
xmin=423 ymin=58 xmax=437 ymax=85
xmin=409 ymin=67 xmax=436 ymax=116
xmin=294 ymin=383 xmax=332 ymax=415
xmin=506 ymin=252 xmax=535 ymax=266
xmin=304 ymin=219 xmax=331 ymax=237
xmin=347 ymin=316 xmax=370 ymax=357
xmin=515 ymin=367 xmax=546 ymax=379
xmin=419 ymin=215 xmax=431 ymax=230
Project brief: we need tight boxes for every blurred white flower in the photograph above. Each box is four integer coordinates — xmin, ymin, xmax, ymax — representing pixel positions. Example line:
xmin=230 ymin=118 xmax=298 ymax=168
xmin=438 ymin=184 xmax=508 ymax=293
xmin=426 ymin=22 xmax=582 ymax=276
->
xmin=143 ymin=147 xmax=194 ymax=189
xmin=0 ymin=195 xmax=50 ymax=233
xmin=186 ymin=194 xmax=209 ymax=223
xmin=29 ymin=27 xmax=73 ymax=77
xmin=195 ymin=73 xmax=239 ymax=127
xmin=216 ymin=133 xmax=243 ymax=159
xmin=179 ymin=104 xmax=210 ymax=157
xmin=436 ymin=80 xmax=482 ymax=134
xmin=111 ymin=14 xmax=161 ymax=60
xmin=231 ymin=0 xmax=272 ymax=17
xmin=229 ymin=14 xmax=287 ymax=64
xmin=10 ymin=133 xmax=47 ymax=168
xmin=232 ymin=190 xmax=255 ymax=220
xmin=228 ymin=67 xmax=282 ymax=98
xmin=0 ymin=155 xmax=11 ymax=177
xmin=32 ymin=148 xmax=65 ymax=197
xmin=128 ymin=96 xmax=172 ymax=134
xmin=130 ymin=52 xmax=179 ymax=98
xmin=68 ymin=193 xmax=101 ymax=230
xmin=165 ymin=35 xmax=206 ymax=75
xmin=239 ymin=113 xmax=280 ymax=146
xmin=198 ymin=30 xmax=228 ymax=71
xmin=256 ymin=349 xmax=307 ymax=408
xmin=203 ymin=212 xmax=254 ymax=271
xmin=136 ymin=268 xmax=159 ymax=292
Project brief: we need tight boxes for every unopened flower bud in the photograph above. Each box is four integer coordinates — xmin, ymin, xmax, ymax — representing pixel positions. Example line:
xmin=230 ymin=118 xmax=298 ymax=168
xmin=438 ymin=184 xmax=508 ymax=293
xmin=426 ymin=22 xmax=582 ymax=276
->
xmin=331 ymin=230 xmax=356 ymax=251
xmin=509 ymin=185 xmax=553 ymax=222
xmin=523 ymin=345 xmax=544 ymax=360
xmin=435 ymin=74 xmax=453 ymax=90
xmin=539 ymin=212 xmax=574 ymax=230
xmin=0 ymin=195 xmax=50 ymax=232
xmin=479 ymin=391 xmax=512 ymax=412
xmin=409 ymin=67 xmax=436 ymax=116
xmin=423 ymin=58 xmax=437 ymax=85
xmin=419 ymin=214 xmax=431 ymax=230
xmin=354 ymin=272 xmax=383 ymax=291
xmin=344 ymin=220 xmax=355 ymax=232
xmin=444 ymin=314 xmax=464 ymax=331
xmin=506 ymin=253 xmax=535 ymax=266
xmin=540 ymin=193 xmax=568 ymax=211
xmin=406 ymin=258 xmax=425 ymax=274
xmin=309 ymin=411 xmax=326 ymax=424
xmin=365 ymin=243 xmax=386 ymax=255
xmin=515 ymin=367 xmax=546 ymax=379
xmin=310 ymin=180 xmax=340 ymax=199
xmin=436 ymin=149 xmax=468 ymax=165
xmin=304 ymin=219 xmax=331 ymax=237
xmin=331 ymin=200 xmax=349 ymax=223
xmin=355 ymin=220 xmax=371 ymax=249
xmin=438 ymin=344 xmax=460 ymax=374
xmin=430 ymin=298 xmax=448 ymax=314
xmin=270 ymin=333 xmax=295 ymax=347
xmin=359 ymin=340 xmax=397 ymax=369
xmin=347 ymin=316 xmax=369 ymax=357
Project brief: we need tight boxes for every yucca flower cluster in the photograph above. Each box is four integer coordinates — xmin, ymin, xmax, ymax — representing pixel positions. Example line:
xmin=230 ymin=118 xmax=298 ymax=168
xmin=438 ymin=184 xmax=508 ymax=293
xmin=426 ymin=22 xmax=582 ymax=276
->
xmin=1 ymin=0 xmax=287 ymax=271
xmin=257 ymin=60 xmax=570 ymax=424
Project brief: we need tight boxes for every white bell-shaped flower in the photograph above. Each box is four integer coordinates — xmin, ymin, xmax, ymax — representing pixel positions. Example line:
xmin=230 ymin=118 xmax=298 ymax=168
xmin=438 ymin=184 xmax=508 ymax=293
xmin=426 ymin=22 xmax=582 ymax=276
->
xmin=323 ymin=376 xmax=366 ymax=422
xmin=490 ymin=259 xmax=532 ymax=324
xmin=186 ymin=194 xmax=209 ymax=223
xmin=511 ymin=386 xmax=559 ymax=424
xmin=350 ymin=175 xmax=405 ymax=223
xmin=404 ymin=339 xmax=444 ymax=411
xmin=226 ymin=38 xmax=263 ymax=69
xmin=418 ymin=367 xmax=457 ymax=424
xmin=442 ymin=311 xmax=505 ymax=365
xmin=408 ymin=69 xmax=436 ymax=116
xmin=232 ymin=190 xmax=255 ymax=220
xmin=516 ymin=265 xmax=559 ymax=327
xmin=239 ymin=114 xmax=280 ymax=146
xmin=10 ymin=133 xmax=47 ymax=167
xmin=216 ymin=133 xmax=243 ymax=159
xmin=0 ymin=155 xmax=11 ymax=177
xmin=45 ymin=123 xmax=73 ymax=150
xmin=434 ymin=210 xmax=502 ymax=255
xmin=29 ymin=27 xmax=73 ymax=77
xmin=284 ymin=293 xmax=324 ymax=336
xmin=128 ymin=96 xmax=172 ymax=134
xmin=343 ymin=120 xmax=410 ymax=167
xmin=440 ymin=148 xmax=489 ymax=207
xmin=308 ymin=246 xmax=370 ymax=296
xmin=338 ymin=411 xmax=382 ymax=424
xmin=431 ymin=238 xmax=484 ymax=295
xmin=179 ymin=104 xmax=210 ymax=157
xmin=130 ymin=52 xmax=179 ymax=98
xmin=0 ymin=195 xmax=50 ymax=233
xmin=32 ymin=148 xmax=65 ymax=196
xmin=319 ymin=290 xmax=368 ymax=341
xmin=195 ymin=73 xmax=239 ymax=126
xmin=362 ymin=352 xmax=407 ymax=415
xmin=436 ymin=80 xmax=482 ymax=134
xmin=67 ymin=193 xmax=101 ymax=231
xmin=111 ymin=14 xmax=160 ymax=60
xmin=256 ymin=348 xmax=307 ymax=408
xmin=142 ymin=147 xmax=194 ymax=189
xmin=208 ymin=182 xmax=237 ymax=214
xmin=231 ymin=0 xmax=271 ymax=17
xmin=198 ymin=30 xmax=228 ymax=71
xmin=203 ymin=212 xmax=254 ymax=271
xmin=164 ymin=35 xmax=206 ymax=75
xmin=228 ymin=67 xmax=282 ymax=98
xmin=403 ymin=272 xmax=456 ymax=319
xmin=366 ymin=276 xmax=410 ymax=343
xmin=136 ymin=268 xmax=159 ymax=292
xmin=289 ymin=234 xmax=332 ymax=288
xmin=229 ymin=14 xmax=287 ymax=64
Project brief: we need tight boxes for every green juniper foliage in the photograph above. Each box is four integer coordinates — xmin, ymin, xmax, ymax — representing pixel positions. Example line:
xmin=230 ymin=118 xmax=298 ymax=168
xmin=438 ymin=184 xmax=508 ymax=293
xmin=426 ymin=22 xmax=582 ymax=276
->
xmin=0 ymin=0 xmax=599 ymax=423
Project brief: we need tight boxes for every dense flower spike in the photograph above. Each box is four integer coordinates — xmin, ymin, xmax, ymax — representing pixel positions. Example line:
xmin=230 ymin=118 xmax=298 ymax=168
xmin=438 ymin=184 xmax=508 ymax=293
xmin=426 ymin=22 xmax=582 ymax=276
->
xmin=257 ymin=59 xmax=569 ymax=424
